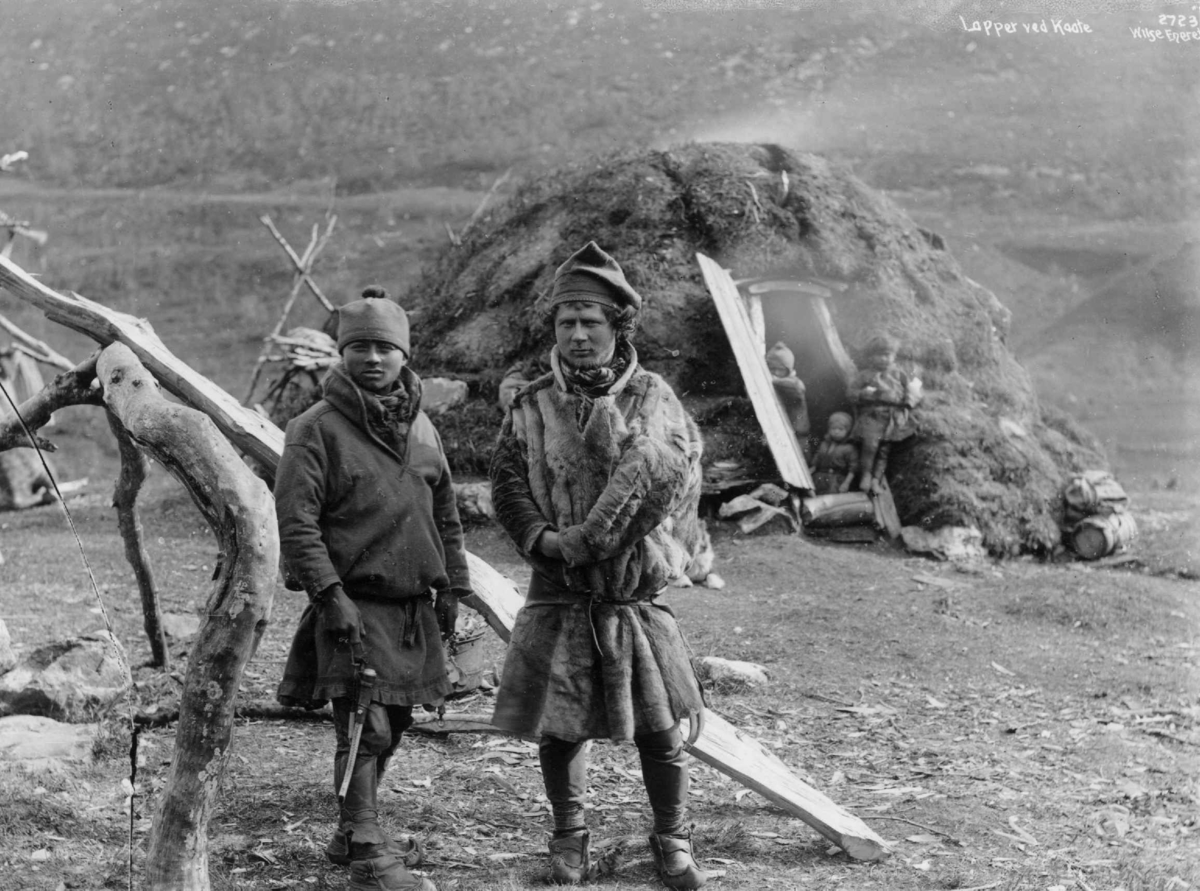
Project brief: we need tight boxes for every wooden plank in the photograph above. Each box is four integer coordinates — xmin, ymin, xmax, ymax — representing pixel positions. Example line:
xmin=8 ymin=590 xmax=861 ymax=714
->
xmin=0 ymin=253 xmax=887 ymax=862
xmin=696 ymin=253 xmax=813 ymax=490
xmin=743 ymin=292 xmax=766 ymax=355
xmin=681 ymin=711 xmax=890 ymax=861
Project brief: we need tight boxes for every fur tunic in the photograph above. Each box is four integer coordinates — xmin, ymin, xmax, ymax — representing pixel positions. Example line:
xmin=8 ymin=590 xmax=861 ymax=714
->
xmin=489 ymin=347 xmax=708 ymax=741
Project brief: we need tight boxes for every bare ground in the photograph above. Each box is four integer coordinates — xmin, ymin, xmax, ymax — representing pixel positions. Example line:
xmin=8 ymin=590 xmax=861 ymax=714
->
xmin=0 ymin=469 xmax=1195 ymax=891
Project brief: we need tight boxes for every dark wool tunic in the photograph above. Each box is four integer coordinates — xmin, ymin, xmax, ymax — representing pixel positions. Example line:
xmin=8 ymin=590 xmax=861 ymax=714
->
xmin=274 ymin=364 xmax=469 ymax=708
xmin=489 ymin=347 xmax=707 ymax=742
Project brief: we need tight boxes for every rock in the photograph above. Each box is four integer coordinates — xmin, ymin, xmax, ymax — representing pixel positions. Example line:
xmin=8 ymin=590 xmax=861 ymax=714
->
xmin=0 ymin=619 xmax=14 ymax=674
xmin=901 ymin=525 xmax=986 ymax=563
xmin=454 ymin=480 xmax=494 ymax=522
xmin=693 ymin=656 xmax=770 ymax=692
xmin=419 ymin=377 xmax=469 ymax=416
xmin=0 ymin=715 xmax=98 ymax=769
xmin=161 ymin=611 xmax=201 ymax=640
xmin=0 ymin=631 xmax=131 ymax=722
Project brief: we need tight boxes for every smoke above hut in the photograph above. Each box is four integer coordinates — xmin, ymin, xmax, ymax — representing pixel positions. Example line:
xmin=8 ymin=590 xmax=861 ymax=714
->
xmin=407 ymin=142 xmax=1104 ymax=556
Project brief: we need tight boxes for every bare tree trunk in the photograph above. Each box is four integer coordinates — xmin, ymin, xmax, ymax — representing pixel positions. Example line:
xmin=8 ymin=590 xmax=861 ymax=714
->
xmin=107 ymin=412 xmax=169 ymax=669
xmin=96 ymin=344 xmax=278 ymax=891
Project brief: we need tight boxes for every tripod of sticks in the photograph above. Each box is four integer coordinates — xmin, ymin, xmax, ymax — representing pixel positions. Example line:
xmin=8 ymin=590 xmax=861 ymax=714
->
xmin=243 ymin=213 xmax=338 ymax=407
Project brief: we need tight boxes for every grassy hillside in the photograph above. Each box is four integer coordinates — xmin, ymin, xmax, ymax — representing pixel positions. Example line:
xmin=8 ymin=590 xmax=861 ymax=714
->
xmin=0 ymin=0 xmax=1195 ymax=489
xmin=2 ymin=0 xmax=1195 ymax=222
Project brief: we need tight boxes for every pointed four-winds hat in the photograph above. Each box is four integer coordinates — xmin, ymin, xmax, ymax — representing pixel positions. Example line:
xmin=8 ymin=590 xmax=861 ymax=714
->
xmin=549 ymin=241 xmax=643 ymax=313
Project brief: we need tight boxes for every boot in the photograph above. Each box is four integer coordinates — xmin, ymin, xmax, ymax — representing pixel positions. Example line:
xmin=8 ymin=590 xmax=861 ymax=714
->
xmin=348 ymin=851 xmax=437 ymax=891
xmin=327 ymin=828 xmax=422 ymax=868
xmin=649 ymin=830 xmax=708 ymax=890
xmin=328 ymin=750 xmax=423 ymax=866
xmin=333 ymin=752 xmax=397 ymax=861
xmin=547 ymin=828 xmax=590 ymax=885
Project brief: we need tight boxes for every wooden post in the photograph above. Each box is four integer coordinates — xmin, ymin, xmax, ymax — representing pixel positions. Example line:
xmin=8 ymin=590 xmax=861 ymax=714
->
xmin=97 ymin=343 xmax=278 ymax=891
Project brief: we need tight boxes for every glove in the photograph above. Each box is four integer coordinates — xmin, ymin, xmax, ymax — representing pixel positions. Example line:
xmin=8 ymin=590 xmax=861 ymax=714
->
xmin=434 ymin=589 xmax=460 ymax=641
xmin=319 ymin=584 xmax=363 ymax=645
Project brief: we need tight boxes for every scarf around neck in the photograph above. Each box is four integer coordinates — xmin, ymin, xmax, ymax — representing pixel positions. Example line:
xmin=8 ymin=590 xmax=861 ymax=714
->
xmin=324 ymin=363 xmax=418 ymax=457
xmin=555 ymin=339 xmax=635 ymax=398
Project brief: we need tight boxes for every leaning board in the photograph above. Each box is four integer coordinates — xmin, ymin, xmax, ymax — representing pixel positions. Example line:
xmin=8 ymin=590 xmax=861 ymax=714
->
xmin=697 ymin=253 xmax=814 ymax=490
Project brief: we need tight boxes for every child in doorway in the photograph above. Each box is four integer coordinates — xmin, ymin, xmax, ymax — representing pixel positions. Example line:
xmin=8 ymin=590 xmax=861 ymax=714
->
xmin=847 ymin=332 xmax=922 ymax=493
xmin=810 ymin=412 xmax=859 ymax=495
xmin=765 ymin=341 xmax=812 ymax=459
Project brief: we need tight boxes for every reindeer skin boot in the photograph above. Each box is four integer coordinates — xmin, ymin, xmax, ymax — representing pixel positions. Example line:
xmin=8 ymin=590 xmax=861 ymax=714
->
xmin=327 ymin=751 xmax=423 ymax=867
xmin=338 ymin=753 xmax=436 ymax=891
xmin=548 ymin=828 xmax=590 ymax=885
xmin=649 ymin=830 xmax=708 ymax=890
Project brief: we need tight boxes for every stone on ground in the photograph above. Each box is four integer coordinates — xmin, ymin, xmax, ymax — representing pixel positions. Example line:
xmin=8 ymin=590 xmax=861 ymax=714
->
xmin=0 ymin=630 xmax=131 ymax=722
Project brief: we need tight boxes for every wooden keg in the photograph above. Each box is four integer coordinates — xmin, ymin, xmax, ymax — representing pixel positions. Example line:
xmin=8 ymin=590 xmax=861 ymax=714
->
xmin=1069 ymin=512 xmax=1138 ymax=560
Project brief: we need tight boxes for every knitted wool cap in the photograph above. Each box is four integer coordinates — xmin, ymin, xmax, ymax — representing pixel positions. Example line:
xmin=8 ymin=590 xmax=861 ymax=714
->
xmin=336 ymin=286 xmax=410 ymax=356
xmin=549 ymin=241 xmax=643 ymax=313
xmin=766 ymin=341 xmax=796 ymax=372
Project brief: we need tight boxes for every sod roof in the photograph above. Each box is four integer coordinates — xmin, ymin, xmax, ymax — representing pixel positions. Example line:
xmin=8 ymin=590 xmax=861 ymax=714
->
xmin=407 ymin=142 xmax=1105 ymax=556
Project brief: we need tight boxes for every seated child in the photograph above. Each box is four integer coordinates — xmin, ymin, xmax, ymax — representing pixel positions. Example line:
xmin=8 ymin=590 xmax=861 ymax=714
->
xmin=811 ymin=412 xmax=859 ymax=495
xmin=766 ymin=341 xmax=811 ymax=454
xmin=847 ymin=332 xmax=922 ymax=493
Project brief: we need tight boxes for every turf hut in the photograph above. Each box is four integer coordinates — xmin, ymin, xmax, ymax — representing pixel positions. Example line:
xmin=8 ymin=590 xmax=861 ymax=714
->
xmin=409 ymin=143 xmax=1103 ymax=556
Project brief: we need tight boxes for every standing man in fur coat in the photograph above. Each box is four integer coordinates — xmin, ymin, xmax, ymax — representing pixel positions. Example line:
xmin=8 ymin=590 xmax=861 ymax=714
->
xmin=490 ymin=242 xmax=712 ymax=889
xmin=275 ymin=287 xmax=469 ymax=891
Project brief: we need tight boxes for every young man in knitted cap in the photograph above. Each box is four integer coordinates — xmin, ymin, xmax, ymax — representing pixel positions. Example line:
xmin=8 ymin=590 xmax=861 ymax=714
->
xmin=275 ymin=286 xmax=470 ymax=891
xmin=490 ymin=241 xmax=712 ymax=889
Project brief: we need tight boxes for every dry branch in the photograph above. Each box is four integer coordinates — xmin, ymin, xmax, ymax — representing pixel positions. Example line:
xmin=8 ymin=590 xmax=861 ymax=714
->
xmin=107 ymin=412 xmax=169 ymax=669
xmin=97 ymin=343 xmax=278 ymax=891
xmin=0 ymin=311 xmax=74 ymax=371
xmin=245 ymin=215 xmax=338 ymax=404
xmin=259 ymin=215 xmax=336 ymax=312
xmin=0 ymin=255 xmax=285 ymax=470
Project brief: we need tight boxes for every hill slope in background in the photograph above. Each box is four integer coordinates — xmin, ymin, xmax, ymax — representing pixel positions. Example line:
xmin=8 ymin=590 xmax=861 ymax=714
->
xmin=1 ymin=0 xmax=1196 ymax=222
xmin=0 ymin=0 xmax=1195 ymax=504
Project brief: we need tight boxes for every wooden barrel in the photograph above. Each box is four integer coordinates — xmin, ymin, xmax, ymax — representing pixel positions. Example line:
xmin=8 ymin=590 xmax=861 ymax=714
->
xmin=801 ymin=491 xmax=874 ymax=528
xmin=1069 ymin=512 xmax=1138 ymax=560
